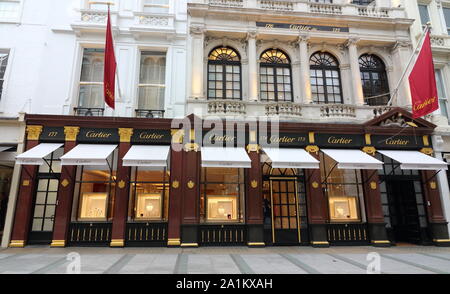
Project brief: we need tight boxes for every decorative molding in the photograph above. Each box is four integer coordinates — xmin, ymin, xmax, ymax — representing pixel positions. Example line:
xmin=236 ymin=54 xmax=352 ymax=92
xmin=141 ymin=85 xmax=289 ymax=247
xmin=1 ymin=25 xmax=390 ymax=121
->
xmin=9 ymin=240 xmax=25 ymax=248
xmin=420 ymin=148 xmax=434 ymax=156
xmin=187 ymin=180 xmax=195 ymax=189
xmin=246 ymin=144 xmax=260 ymax=153
xmin=362 ymin=146 xmax=376 ymax=156
xmin=50 ymin=240 xmax=66 ymax=247
xmin=118 ymin=180 xmax=126 ymax=189
xmin=251 ymin=180 xmax=258 ymax=188
xmin=64 ymin=126 xmax=80 ymax=142
xmin=370 ymin=181 xmax=377 ymax=190
xmin=430 ymin=181 xmax=437 ymax=190
xmin=172 ymin=180 xmax=180 ymax=189
xmin=61 ymin=179 xmax=70 ymax=188
xmin=118 ymin=128 xmax=133 ymax=143
xmin=26 ymin=125 xmax=43 ymax=141
xmin=184 ymin=143 xmax=199 ymax=152
xmin=110 ymin=239 xmax=125 ymax=247
xmin=306 ymin=145 xmax=319 ymax=154
xmin=312 ymin=181 xmax=319 ymax=189
xmin=22 ymin=180 xmax=30 ymax=187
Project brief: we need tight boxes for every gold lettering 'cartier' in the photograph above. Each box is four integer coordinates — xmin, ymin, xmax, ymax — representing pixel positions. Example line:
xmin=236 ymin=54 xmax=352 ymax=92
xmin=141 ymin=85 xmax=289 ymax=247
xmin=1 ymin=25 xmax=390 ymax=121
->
xmin=209 ymin=134 xmax=236 ymax=142
xmin=86 ymin=131 xmax=112 ymax=139
xmin=327 ymin=136 xmax=353 ymax=144
xmin=139 ymin=132 xmax=164 ymax=140
xmin=413 ymin=97 xmax=436 ymax=112
xmin=385 ymin=138 xmax=409 ymax=145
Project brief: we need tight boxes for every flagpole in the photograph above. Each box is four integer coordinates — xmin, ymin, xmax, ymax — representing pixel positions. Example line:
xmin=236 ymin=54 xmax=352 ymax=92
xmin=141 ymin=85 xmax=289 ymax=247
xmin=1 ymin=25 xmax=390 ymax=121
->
xmin=387 ymin=23 xmax=431 ymax=106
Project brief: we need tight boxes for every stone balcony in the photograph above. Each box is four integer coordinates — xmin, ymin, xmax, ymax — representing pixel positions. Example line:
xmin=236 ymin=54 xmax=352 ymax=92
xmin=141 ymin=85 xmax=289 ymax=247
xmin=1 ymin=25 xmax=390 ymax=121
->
xmin=430 ymin=34 xmax=450 ymax=50
xmin=196 ymin=0 xmax=406 ymax=19
xmin=187 ymin=99 xmax=397 ymax=123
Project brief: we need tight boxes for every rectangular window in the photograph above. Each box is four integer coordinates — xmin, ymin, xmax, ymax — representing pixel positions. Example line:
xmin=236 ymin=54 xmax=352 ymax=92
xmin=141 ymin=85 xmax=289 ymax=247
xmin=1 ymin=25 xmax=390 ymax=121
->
xmin=0 ymin=0 xmax=20 ymax=20
xmin=129 ymin=168 xmax=169 ymax=221
xmin=88 ymin=0 xmax=116 ymax=10
xmin=78 ymin=48 xmax=105 ymax=110
xmin=320 ymin=153 xmax=363 ymax=223
xmin=418 ymin=4 xmax=430 ymax=27
xmin=138 ymin=51 xmax=166 ymax=111
xmin=0 ymin=51 xmax=9 ymax=99
xmin=143 ymin=0 xmax=169 ymax=13
xmin=435 ymin=69 xmax=449 ymax=121
xmin=200 ymin=167 xmax=245 ymax=223
xmin=444 ymin=7 xmax=450 ymax=35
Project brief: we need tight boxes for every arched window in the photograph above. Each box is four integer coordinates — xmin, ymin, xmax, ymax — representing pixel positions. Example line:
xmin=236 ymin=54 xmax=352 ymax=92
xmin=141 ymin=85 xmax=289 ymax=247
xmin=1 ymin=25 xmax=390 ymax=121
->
xmin=359 ymin=54 xmax=390 ymax=106
xmin=207 ymin=47 xmax=241 ymax=100
xmin=310 ymin=52 xmax=343 ymax=104
xmin=260 ymin=49 xmax=293 ymax=102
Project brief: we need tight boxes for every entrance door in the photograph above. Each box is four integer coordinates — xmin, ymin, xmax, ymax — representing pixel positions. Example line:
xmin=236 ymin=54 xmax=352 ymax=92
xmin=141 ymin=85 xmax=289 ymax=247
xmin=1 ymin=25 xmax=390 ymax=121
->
xmin=387 ymin=180 xmax=421 ymax=244
xmin=28 ymin=176 xmax=59 ymax=244
xmin=269 ymin=178 xmax=301 ymax=245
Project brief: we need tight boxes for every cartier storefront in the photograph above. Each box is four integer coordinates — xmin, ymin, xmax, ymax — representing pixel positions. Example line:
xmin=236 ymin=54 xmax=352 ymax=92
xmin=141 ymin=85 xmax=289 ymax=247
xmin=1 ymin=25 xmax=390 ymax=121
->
xmin=7 ymin=108 xmax=450 ymax=248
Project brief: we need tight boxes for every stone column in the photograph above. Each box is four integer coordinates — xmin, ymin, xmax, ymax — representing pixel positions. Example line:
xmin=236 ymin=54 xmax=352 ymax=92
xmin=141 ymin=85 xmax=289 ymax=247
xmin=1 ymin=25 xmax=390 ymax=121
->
xmin=391 ymin=40 xmax=413 ymax=107
xmin=298 ymin=34 xmax=312 ymax=104
xmin=180 ymin=129 xmax=201 ymax=247
xmin=421 ymin=169 xmax=450 ymax=246
xmin=245 ymin=132 xmax=264 ymax=247
xmin=50 ymin=126 xmax=80 ymax=247
xmin=9 ymin=126 xmax=42 ymax=247
xmin=305 ymin=138 xmax=329 ymax=247
xmin=190 ymin=25 xmax=205 ymax=100
xmin=346 ymin=38 xmax=365 ymax=106
xmin=167 ymin=129 xmax=184 ymax=247
xmin=247 ymin=31 xmax=258 ymax=101
xmin=110 ymin=128 xmax=133 ymax=247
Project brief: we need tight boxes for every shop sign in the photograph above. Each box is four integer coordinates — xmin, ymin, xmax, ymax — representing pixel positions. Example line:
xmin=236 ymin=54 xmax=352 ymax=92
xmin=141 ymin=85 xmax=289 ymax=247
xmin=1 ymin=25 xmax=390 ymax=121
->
xmin=315 ymin=134 xmax=364 ymax=148
xmin=259 ymin=133 xmax=308 ymax=147
xmin=256 ymin=22 xmax=349 ymax=33
xmin=132 ymin=129 xmax=172 ymax=145
xmin=372 ymin=135 xmax=425 ymax=149
xmin=40 ymin=127 xmax=65 ymax=142
xmin=202 ymin=131 xmax=246 ymax=147
xmin=78 ymin=128 xmax=119 ymax=143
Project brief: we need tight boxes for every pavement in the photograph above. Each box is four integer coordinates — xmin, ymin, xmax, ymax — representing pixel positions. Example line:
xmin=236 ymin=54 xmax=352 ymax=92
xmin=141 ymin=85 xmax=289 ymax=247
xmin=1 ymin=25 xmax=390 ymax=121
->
xmin=0 ymin=245 xmax=449 ymax=274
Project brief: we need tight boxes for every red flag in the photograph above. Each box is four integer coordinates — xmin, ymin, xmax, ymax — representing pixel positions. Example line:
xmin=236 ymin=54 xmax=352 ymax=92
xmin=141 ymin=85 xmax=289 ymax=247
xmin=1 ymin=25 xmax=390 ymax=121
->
xmin=104 ymin=7 xmax=116 ymax=109
xmin=409 ymin=31 xmax=438 ymax=118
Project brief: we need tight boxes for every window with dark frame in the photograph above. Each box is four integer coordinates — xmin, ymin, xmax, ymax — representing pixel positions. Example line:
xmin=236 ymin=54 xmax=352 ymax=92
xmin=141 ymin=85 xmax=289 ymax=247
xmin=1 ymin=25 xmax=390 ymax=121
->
xmin=310 ymin=52 xmax=343 ymax=104
xmin=207 ymin=47 xmax=242 ymax=100
xmin=359 ymin=54 xmax=390 ymax=106
xmin=0 ymin=52 xmax=9 ymax=100
xmin=200 ymin=167 xmax=245 ymax=223
xmin=129 ymin=167 xmax=169 ymax=221
xmin=259 ymin=48 xmax=293 ymax=102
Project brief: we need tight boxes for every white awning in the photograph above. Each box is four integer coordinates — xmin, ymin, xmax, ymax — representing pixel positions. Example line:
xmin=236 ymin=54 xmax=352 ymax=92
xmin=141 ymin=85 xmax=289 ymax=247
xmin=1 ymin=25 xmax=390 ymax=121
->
xmin=322 ymin=149 xmax=384 ymax=170
xmin=263 ymin=148 xmax=320 ymax=169
xmin=378 ymin=150 xmax=448 ymax=170
xmin=60 ymin=144 xmax=117 ymax=166
xmin=122 ymin=145 xmax=170 ymax=167
xmin=16 ymin=143 xmax=63 ymax=165
xmin=201 ymin=147 xmax=251 ymax=168
xmin=0 ymin=146 xmax=13 ymax=153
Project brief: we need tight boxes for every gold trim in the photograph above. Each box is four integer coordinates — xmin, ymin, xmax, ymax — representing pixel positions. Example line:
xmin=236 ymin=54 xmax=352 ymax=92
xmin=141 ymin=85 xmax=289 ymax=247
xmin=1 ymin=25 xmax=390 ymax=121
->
xmin=370 ymin=181 xmax=377 ymax=190
xmin=9 ymin=240 xmax=25 ymax=248
xmin=251 ymin=180 xmax=258 ymax=188
xmin=433 ymin=239 xmax=450 ymax=243
xmin=50 ymin=240 xmax=66 ymax=247
xmin=180 ymin=243 xmax=198 ymax=247
xmin=308 ymin=132 xmax=315 ymax=144
xmin=423 ymin=135 xmax=430 ymax=147
xmin=187 ymin=180 xmax=195 ymax=189
xmin=61 ymin=179 xmax=70 ymax=188
xmin=362 ymin=146 xmax=376 ymax=156
xmin=22 ymin=180 xmax=30 ymax=187
xmin=312 ymin=181 xmax=319 ymax=189
xmin=311 ymin=241 xmax=329 ymax=245
xmin=371 ymin=240 xmax=390 ymax=244
xmin=172 ymin=180 xmax=180 ymax=189
xmin=246 ymin=144 xmax=260 ymax=153
xmin=110 ymin=239 xmax=125 ymax=247
xmin=247 ymin=242 xmax=265 ymax=246
xmin=64 ymin=126 xmax=80 ymax=142
xmin=189 ymin=129 xmax=196 ymax=141
xmin=118 ymin=180 xmax=126 ymax=189
xmin=184 ymin=143 xmax=199 ymax=152
xmin=430 ymin=181 xmax=437 ymax=190
xmin=305 ymin=145 xmax=319 ymax=154
xmin=365 ymin=134 xmax=372 ymax=145
xmin=168 ymin=238 xmax=181 ymax=246
xmin=118 ymin=128 xmax=133 ymax=143
xmin=420 ymin=148 xmax=434 ymax=156
xmin=171 ymin=129 xmax=184 ymax=144
xmin=26 ymin=125 xmax=43 ymax=141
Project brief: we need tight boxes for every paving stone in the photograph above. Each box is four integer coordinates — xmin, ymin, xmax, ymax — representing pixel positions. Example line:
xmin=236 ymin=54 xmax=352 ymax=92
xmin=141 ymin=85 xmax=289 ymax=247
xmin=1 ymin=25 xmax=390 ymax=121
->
xmin=187 ymin=254 xmax=241 ymax=274
xmin=118 ymin=254 xmax=178 ymax=274
xmin=239 ymin=254 xmax=308 ymax=274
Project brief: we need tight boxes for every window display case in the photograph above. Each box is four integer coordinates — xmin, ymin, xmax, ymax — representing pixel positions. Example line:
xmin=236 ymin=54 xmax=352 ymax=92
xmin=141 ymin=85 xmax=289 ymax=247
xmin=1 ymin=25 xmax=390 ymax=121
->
xmin=328 ymin=196 xmax=360 ymax=222
xmin=206 ymin=195 xmax=238 ymax=221
xmin=78 ymin=192 xmax=108 ymax=220
xmin=135 ymin=193 xmax=162 ymax=220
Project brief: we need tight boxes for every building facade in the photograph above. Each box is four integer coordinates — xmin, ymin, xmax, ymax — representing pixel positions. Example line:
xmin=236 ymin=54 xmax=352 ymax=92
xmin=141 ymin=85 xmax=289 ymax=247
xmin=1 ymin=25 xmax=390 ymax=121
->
xmin=2 ymin=0 xmax=450 ymax=248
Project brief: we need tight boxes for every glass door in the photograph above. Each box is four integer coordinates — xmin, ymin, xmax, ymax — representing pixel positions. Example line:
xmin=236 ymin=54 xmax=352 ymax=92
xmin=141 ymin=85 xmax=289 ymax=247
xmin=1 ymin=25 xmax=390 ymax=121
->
xmin=270 ymin=177 xmax=301 ymax=244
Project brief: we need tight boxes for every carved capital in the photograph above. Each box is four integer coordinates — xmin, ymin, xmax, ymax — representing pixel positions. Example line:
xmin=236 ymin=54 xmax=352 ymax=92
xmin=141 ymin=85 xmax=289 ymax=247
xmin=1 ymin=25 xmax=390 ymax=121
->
xmin=345 ymin=37 xmax=360 ymax=48
xmin=247 ymin=31 xmax=257 ymax=40
xmin=190 ymin=25 xmax=205 ymax=36
xmin=171 ymin=129 xmax=184 ymax=144
xmin=362 ymin=146 xmax=377 ymax=156
xmin=306 ymin=145 xmax=319 ymax=154
xmin=64 ymin=126 xmax=80 ymax=142
xmin=26 ymin=125 xmax=43 ymax=141
xmin=118 ymin=128 xmax=133 ymax=143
